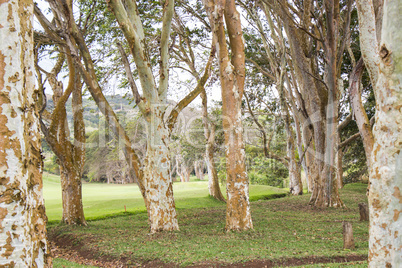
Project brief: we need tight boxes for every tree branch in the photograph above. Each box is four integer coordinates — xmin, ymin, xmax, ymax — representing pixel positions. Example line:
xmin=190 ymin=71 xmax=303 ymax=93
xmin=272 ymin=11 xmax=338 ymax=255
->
xmin=167 ymin=44 xmax=215 ymax=132
xmin=116 ymin=42 xmax=142 ymax=104
xmin=158 ymin=0 xmax=175 ymax=98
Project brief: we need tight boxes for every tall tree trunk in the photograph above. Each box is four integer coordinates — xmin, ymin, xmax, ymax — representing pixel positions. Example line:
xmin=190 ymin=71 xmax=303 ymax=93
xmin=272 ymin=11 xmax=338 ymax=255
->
xmin=60 ymin=165 xmax=86 ymax=225
xmin=143 ymin=106 xmax=179 ymax=233
xmin=212 ymin=0 xmax=253 ymax=231
xmin=279 ymin=53 xmax=303 ymax=195
xmin=206 ymin=132 xmax=226 ymax=202
xmin=309 ymin=1 xmax=344 ymax=208
xmin=336 ymin=145 xmax=344 ymax=189
xmin=0 ymin=1 xmax=51 ymax=266
xmin=285 ymin=115 xmax=303 ymax=195
xmin=349 ymin=58 xmax=374 ymax=168
xmin=357 ymin=1 xmax=402 ymax=266
xmin=201 ymin=90 xmax=226 ymax=202
xmin=195 ymin=160 xmax=205 ymax=180
xmin=302 ymin=126 xmax=315 ymax=192
xmin=39 ymin=54 xmax=87 ymax=225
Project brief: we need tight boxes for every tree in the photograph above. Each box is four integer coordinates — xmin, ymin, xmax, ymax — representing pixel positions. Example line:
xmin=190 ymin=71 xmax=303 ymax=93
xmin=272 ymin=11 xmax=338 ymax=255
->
xmin=0 ymin=1 xmax=51 ymax=266
xmin=204 ymin=0 xmax=253 ymax=231
xmin=34 ymin=46 xmax=86 ymax=225
xmin=240 ymin=1 xmax=303 ymax=195
xmin=255 ymin=0 xmax=355 ymax=207
xmin=36 ymin=0 xmax=215 ymax=232
xmin=356 ymin=0 xmax=402 ymax=266
xmin=168 ymin=8 xmax=225 ymax=200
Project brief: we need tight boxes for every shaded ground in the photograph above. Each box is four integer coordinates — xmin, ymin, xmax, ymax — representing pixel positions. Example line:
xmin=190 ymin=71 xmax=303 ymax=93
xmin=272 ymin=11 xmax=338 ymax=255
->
xmin=51 ymin=234 xmax=366 ymax=268
xmin=49 ymin=183 xmax=369 ymax=267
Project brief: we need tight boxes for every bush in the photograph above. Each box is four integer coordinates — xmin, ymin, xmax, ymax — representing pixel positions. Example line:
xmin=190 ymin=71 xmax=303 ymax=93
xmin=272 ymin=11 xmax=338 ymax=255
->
xmin=248 ymin=170 xmax=284 ymax=187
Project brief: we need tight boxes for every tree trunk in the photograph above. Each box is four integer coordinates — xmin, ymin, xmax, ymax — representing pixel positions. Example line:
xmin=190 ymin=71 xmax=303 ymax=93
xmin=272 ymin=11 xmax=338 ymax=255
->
xmin=143 ymin=108 xmax=179 ymax=233
xmin=60 ymin=165 xmax=86 ymax=225
xmin=284 ymin=111 xmax=303 ymax=195
xmin=194 ymin=160 xmax=205 ymax=180
xmin=367 ymin=20 xmax=402 ymax=268
xmin=302 ymin=126 xmax=315 ymax=192
xmin=204 ymin=118 xmax=226 ymax=202
xmin=40 ymin=54 xmax=87 ymax=225
xmin=357 ymin=1 xmax=402 ymax=266
xmin=336 ymin=145 xmax=344 ymax=189
xmin=0 ymin=1 xmax=51 ymax=265
xmin=206 ymin=0 xmax=252 ymax=231
xmin=349 ymin=58 xmax=374 ymax=168
xmin=309 ymin=2 xmax=344 ymax=208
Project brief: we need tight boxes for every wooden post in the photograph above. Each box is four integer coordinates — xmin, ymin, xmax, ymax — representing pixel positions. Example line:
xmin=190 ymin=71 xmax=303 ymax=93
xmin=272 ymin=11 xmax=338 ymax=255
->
xmin=343 ymin=221 xmax=355 ymax=249
xmin=358 ymin=203 xmax=369 ymax=221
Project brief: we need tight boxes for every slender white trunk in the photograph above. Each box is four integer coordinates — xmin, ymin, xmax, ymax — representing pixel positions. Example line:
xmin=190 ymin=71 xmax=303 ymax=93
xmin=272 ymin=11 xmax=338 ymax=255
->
xmin=0 ymin=1 xmax=51 ymax=266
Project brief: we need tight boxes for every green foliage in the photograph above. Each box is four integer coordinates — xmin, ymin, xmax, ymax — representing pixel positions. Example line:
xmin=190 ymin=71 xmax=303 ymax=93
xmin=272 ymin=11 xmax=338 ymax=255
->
xmin=43 ymin=154 xmax=60 ymax=175
xmin=247 ymin=156 xmax=288 ymax=187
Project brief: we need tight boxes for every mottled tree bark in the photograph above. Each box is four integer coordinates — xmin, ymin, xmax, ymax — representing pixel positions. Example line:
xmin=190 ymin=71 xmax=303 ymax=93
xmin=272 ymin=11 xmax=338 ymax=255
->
xmin=205 ymin=0 xmax=253 ymax=231
xmin=357 ymin=0 xmax=402 ymax=266
xmin=143 ymin=105 xmax=178 ymax=232
xmin=38 ymin=53 xmax=87 ymax=225
xmin=0 ymin=0 xmax=51 ymax=266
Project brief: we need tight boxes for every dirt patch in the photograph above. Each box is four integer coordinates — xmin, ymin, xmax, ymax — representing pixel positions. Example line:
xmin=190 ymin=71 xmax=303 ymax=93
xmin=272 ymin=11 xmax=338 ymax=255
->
xmin=50 ymin=232 xmax=132 ymax=267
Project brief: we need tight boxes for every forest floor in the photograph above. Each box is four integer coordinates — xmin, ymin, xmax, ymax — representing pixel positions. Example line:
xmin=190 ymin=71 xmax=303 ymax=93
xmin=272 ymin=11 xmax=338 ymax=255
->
xmin=45 ymin=176 xmax=369 ymax=267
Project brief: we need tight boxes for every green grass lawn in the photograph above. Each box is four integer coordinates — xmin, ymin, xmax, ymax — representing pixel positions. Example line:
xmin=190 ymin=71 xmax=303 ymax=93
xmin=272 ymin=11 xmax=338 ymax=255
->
xmin=53 ymin=258 xmax=97 ymax=268
xmin=47 ymin=176 xmax=369 ymax=267
xmin=43 ymin=173 xmax=287 ymax=223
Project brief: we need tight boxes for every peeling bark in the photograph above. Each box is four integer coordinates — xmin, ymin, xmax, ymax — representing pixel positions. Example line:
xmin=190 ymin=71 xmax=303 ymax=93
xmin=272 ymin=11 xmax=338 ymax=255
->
xmin=143 ymin=105 xmax=178 ymax=233
xmin=205 ymin=0 xmax=253 ymax=231
xmin=37 ymin=52 xmax=87 ymax=225
xmin=0 ymin=0 xmax=51 ymax=266
xmin=357 ymin=0 xmax=402 ymax=266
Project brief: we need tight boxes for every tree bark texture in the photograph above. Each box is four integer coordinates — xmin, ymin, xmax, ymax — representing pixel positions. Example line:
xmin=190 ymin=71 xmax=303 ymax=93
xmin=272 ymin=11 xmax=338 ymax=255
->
xmin=0 ymin=1 xmax=51 ymax=266
xmin=357 ymin=0 xmax=402 ymax=266
xmin=143 ymin=105 xmax=179 ymax=233
xmin=210 ymin=0 xmax=253 ymax=231
xmin=39 ymin=54 xmax=87 ymax=225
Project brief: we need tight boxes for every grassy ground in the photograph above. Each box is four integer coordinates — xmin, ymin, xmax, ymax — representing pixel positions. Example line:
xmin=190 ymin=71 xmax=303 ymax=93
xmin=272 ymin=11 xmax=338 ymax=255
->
xmin=294 ymin=261 xmax=367 ymax=267
xmin=53 ymin=258 xmax=97 ymax=268
xmin=47 ymin=178 xmax=369 ymax=267
xmin=43 ymin=173 xmax=287 ymax=223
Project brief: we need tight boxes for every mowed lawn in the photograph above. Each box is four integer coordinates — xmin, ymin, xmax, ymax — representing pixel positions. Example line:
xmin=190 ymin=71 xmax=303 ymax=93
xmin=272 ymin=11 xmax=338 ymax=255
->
xmin=49 ymin=182 xmax=369 ymax=267
xmin=43 ymin=173 xmax=287 ymax=223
